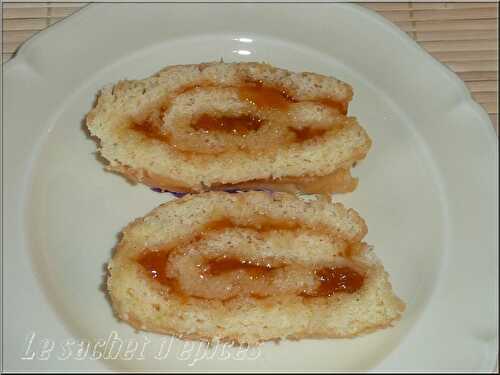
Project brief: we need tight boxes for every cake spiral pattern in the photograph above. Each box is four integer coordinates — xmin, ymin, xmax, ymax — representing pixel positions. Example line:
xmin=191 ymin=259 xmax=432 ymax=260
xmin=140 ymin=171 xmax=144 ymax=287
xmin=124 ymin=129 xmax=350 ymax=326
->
xmin=86 ymin=62 xmax=371 ymax=194
xmin=107 ymin=192 xmax=404 ymax=345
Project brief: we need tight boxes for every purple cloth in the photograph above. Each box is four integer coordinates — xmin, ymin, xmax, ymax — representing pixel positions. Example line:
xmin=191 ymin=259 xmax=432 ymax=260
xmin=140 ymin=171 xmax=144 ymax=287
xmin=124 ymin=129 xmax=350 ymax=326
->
xmin=151 ymin=187 xmax=273 ymax=196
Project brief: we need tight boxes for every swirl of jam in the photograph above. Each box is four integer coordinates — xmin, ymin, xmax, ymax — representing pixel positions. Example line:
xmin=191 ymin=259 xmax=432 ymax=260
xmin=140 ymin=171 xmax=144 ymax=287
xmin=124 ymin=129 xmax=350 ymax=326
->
xmin=128 ymin=82 xmax=350 ymax=155
xmin=136 ymin=217 xmax=366 ymax=302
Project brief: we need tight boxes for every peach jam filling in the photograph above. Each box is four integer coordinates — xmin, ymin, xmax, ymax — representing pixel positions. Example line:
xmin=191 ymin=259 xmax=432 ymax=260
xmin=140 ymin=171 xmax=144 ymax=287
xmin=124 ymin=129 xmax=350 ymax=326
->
xmin=191 ymin=114 xmax=264 ymax=135
xmin=135 ymin=217 xmax=365 ymax=301
xmin=238 ymin=81 xmax=348 ymax=114
xmin=302 ymin=267 xmax=365 ymax=297
xmin=288 ymin=127 xmax=329 ymax=142
xmin=137 ymin=250 xmax=170 ymax=286
xmin=202 ymin=256 xmax=276 ymax=279
xmin=237 ymin=85 xmax=292 ymax=109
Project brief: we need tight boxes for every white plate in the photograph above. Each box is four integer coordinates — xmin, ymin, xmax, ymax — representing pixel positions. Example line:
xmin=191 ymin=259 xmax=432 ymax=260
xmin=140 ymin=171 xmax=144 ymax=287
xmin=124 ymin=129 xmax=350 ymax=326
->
xmin=3 ymin=3 xmax=498 ymax=372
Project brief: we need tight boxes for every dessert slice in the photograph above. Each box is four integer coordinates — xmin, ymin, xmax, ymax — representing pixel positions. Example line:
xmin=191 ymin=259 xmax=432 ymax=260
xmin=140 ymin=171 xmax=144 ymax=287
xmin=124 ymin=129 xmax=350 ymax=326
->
xmin=107 ymin=192 xmax=404 ymax=344
xmin=86 ymin=62 xmax=371 ymax=194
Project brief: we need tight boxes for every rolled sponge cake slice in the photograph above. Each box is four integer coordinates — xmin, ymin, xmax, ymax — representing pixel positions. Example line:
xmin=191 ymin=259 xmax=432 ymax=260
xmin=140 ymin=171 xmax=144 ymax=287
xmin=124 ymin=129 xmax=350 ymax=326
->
xmin=86 ymin=62 xmax=371 ymax=194
xmin=107 ymin=192 xmax=404 ymax=345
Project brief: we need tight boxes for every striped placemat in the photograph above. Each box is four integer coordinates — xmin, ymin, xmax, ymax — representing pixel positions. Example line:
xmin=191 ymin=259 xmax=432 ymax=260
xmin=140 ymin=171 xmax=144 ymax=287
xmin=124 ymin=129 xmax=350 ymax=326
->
xmin=2 ymin=2 xmax=498 ymax=130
